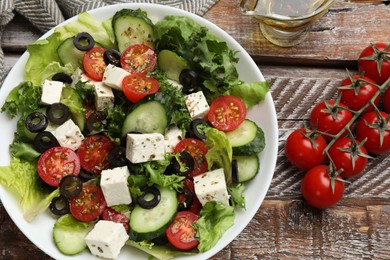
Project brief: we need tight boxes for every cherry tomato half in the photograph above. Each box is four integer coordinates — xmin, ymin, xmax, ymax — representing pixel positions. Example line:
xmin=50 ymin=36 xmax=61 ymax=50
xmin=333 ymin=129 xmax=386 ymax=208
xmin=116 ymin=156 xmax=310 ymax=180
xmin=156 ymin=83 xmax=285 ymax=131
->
xmin=174 ymin=138 xmax=208 ymax=178
xmin=338 ymin=74 xmax=379 ymax=113
xmin=122 ymin=73 xmax=159 ymax=103
xmin=356 ymin=111 xmax=390 ymax=154
xmin=178 ymin=178 xmax=201 ymax=214
xmin=69 ymin=183 xmax=107 ymax=222
xmin=309 ymin=100 xmax=353 ymax=141
xmin=358 ymin=43 xmax=390 ymax=85
xmin=166 ymin=211 xmax=199 ymax=250
xmin=328 ymin=137 xmax=369 ymax=178
xmin=120 ymin=44 xmax=157 ymax=74
xmin=37 ymin=146 xmax=80 ymax=187
xmin=208 ymin=96 xmax=246 ymax=132
xmin=77 ymin=135 xmax=115 ymax=174
xmin=83 ymin=47 xmax=107 ymax=81
xmin=285 ymin=128 xmax=327 ymax=170
xmin=301 ymin=165 xmax=344 ymax=209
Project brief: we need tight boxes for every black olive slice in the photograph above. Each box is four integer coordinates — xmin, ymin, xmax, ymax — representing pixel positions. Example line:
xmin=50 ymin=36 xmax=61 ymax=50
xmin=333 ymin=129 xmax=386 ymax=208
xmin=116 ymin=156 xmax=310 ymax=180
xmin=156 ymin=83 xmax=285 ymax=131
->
xmin=188 ymin=118 xmax=208 ymax=140
xmin=232 ymin=159 xmax=239 ymax=183
xmin=86 ymin=111 xmax=107 ymax=133
xmin=170 ymin=151 xmax=195 ymax=176
xmin=151 ymin=234 xmax=169 ymax=245
xmin=79 ymin=169 xmax=98 ymax=181
xmin=104 ymin=49 xmax=121 ymax=67
xmin=25 ymin=112 xmax=48 ymax=133
xmin=59 ymin=175 xmax=83 ymax=199
xmin=52 ymin=72 xmax=72 ymax=84
xmin=73 ymin=32 xmax=95 ymax=51
xmin=108 ymin=146 xmax=127 ymax=168
xmin=137 ymin=187 xmax=161 ymax=209
xmin=179 ymin=69 xmax=201 ymax=94
xmin=34 ymin=131 xmax=60 ymax=153
xmin=177 ymin=187 xmax=194 ymax=211
xmin=47 ymin=103 xmax=70 ymax=125
xmin=49 ymin=195 xmax=70 ymax=216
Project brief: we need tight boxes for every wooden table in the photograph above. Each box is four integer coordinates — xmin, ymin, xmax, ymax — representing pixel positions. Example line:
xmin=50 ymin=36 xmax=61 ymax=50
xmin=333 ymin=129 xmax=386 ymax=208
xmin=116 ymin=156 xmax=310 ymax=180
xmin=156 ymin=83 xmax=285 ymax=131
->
xmin=1 ymin=0 xmax=389 ymax=259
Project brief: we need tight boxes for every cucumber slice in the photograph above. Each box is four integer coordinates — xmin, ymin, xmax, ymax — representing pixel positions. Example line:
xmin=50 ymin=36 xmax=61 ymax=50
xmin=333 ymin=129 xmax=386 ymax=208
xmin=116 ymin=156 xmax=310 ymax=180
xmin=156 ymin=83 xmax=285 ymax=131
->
xmin=129 ymin=186 xmax=177 ymax=241
xmin=57 ymin=37 xmax=101 ymax=68
xmin=234 ymin=155 xmax=259 ymax=182
xmin=157 ymin=50 xmax=189 ymax=82
xmin=60 ymin=87 xmax=86 ymax=131
xmin=53 ymin=214 xmax=95 ymax=255
xmin=225 ymin=119 xmax=265 ymax=156
xmin=122 ymin=101 xmax=168 ymax=136
xmin=112 ymin=9 xmax=155 ymax=52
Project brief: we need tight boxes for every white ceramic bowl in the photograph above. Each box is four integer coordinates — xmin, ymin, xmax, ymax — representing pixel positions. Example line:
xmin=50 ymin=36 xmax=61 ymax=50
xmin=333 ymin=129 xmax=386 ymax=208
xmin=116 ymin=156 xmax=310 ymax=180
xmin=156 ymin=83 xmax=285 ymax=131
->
xmin=0 ymin=3 xmax=278 ymax=259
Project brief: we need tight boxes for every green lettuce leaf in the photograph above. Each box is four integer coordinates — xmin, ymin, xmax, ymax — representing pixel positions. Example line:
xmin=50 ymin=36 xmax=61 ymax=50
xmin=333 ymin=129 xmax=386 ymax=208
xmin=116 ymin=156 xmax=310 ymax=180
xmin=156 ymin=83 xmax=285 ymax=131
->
xmin=204 ymin=127 xmax=233 ymax=185
xmin=145 ymin=162 xmax=184 ymax=192
xmin=25 ymin=12 xmax=115 ymax=85
xmin=0 ymin=158 xmax=60 ymax=221
xmin=193 ymin=201 xmax=235 ymax=252
xmin=0 ymin=81 xmax=42 ymax=118
xmin=9 ymin=142 xmax=41 ymax=162
xmin=126 ymin=240 xmax=195 ymax=260
xmin=225 ymin=81 xmax=269 ymax=109
xmin=228 ymin=183 xmax=246 ymax=209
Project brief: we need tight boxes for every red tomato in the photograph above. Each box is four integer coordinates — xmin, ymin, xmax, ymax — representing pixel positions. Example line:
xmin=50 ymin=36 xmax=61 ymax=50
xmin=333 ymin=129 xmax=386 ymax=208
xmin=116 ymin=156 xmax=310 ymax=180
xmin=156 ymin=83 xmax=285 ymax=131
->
xmin=338 ymin=74 xmax=379 ymax=113
xmin=208 ymin=96 xmax=246 ymax=132
xmin=77 ymin=135 xmax=115 ymax=174
xmin=285 ymin=128 xmax=327 ymax=170
xmin=83 ymin=47 xmax=107 ymax=81
xmin=122 ymin=73 xmax=159 ymax=103
xmin=384 ymin=87 xmax=390 ymax=114
xmin=102 ymin=207 xmax=130 ymax=233
xmin=358 ymin=43 xmax=390 ymax=85
xmin=309 ymin=100 xmax=353 ymax=141
xmin=328 ymin=138 xmax=369 ymax=178
xmin=69 ymin=183 xmax=107 ymax=222
xmin=37 ymin=147 xmax=80 ymax=187
xmin=174 ymin=138 xmax=208 ymax=178
xmin=301 ymin=165 xmax=344 ymax=209
xmin=120 ymin=44 xmax=157 ymax=74
xmin=166 ymin=211 xmax=199 ymax=250
xmin=178 ymin=178 xmax=201 ymax=214
xmin=356 ymin=111 xmax=390 ymax=154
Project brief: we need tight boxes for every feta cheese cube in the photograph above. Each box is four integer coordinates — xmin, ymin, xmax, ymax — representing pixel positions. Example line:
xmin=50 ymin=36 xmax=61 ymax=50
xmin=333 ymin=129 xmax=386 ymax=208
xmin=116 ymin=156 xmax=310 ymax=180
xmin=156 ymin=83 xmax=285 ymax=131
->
xmin=85 ymin=220 xmax=129 ymax=259
xmin=94 ymin=82 xmax=114 ymax=111
xmin=184 ymin=91 xmax=210 ymax=119
xmin=126 ymin=133 xmax=165 ymax=163
xmin=164 ymin=126 xmax=183 ymax=153
xmin=102 ymin=64 xmax=130 ymax=91
xmin=193 ymin=168 xmax=230 ymax=206
xmin=51 ymin=119 xmax=84 ymax=150
xmin=100 ymin=166 xmax=132 ymax=207
xmin=41 ymin=80 xmax=64 ymax=105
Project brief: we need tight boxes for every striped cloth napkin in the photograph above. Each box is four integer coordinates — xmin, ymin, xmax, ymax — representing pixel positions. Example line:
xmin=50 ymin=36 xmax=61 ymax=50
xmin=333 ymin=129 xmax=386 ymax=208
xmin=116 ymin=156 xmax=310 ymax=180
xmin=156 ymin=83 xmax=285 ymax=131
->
xmin=0 ymin=0 xmax=219 ymax=85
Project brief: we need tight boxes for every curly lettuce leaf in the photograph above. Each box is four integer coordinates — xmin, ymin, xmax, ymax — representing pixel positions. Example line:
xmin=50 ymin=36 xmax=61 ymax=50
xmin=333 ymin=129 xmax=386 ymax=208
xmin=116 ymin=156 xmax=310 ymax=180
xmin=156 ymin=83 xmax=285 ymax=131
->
xmin=193 ymin=201 xmax=235 ymax=252
xmin=10 ymin=142 xmax=41 ymax=162
xmin=228 ymin=183 xmax=246 ymax=209
xmin=154 ymin=16 xmax=240 ymax=96
xmin=144 ymin=162 xmax=184 ymax=191
xmin=204 ymin=127 xmax=233 ymax=185
xmin=0 ymin=158 xmax=60 ymax=221
xmin=0 ymin=81 xmax=42 ymax=118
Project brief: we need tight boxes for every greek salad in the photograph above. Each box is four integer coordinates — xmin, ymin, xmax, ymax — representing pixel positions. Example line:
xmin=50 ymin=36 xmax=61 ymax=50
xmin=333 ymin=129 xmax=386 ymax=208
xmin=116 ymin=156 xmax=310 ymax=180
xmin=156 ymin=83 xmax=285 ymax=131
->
xmin=0 ymin=7 xmax=269 ymax=260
